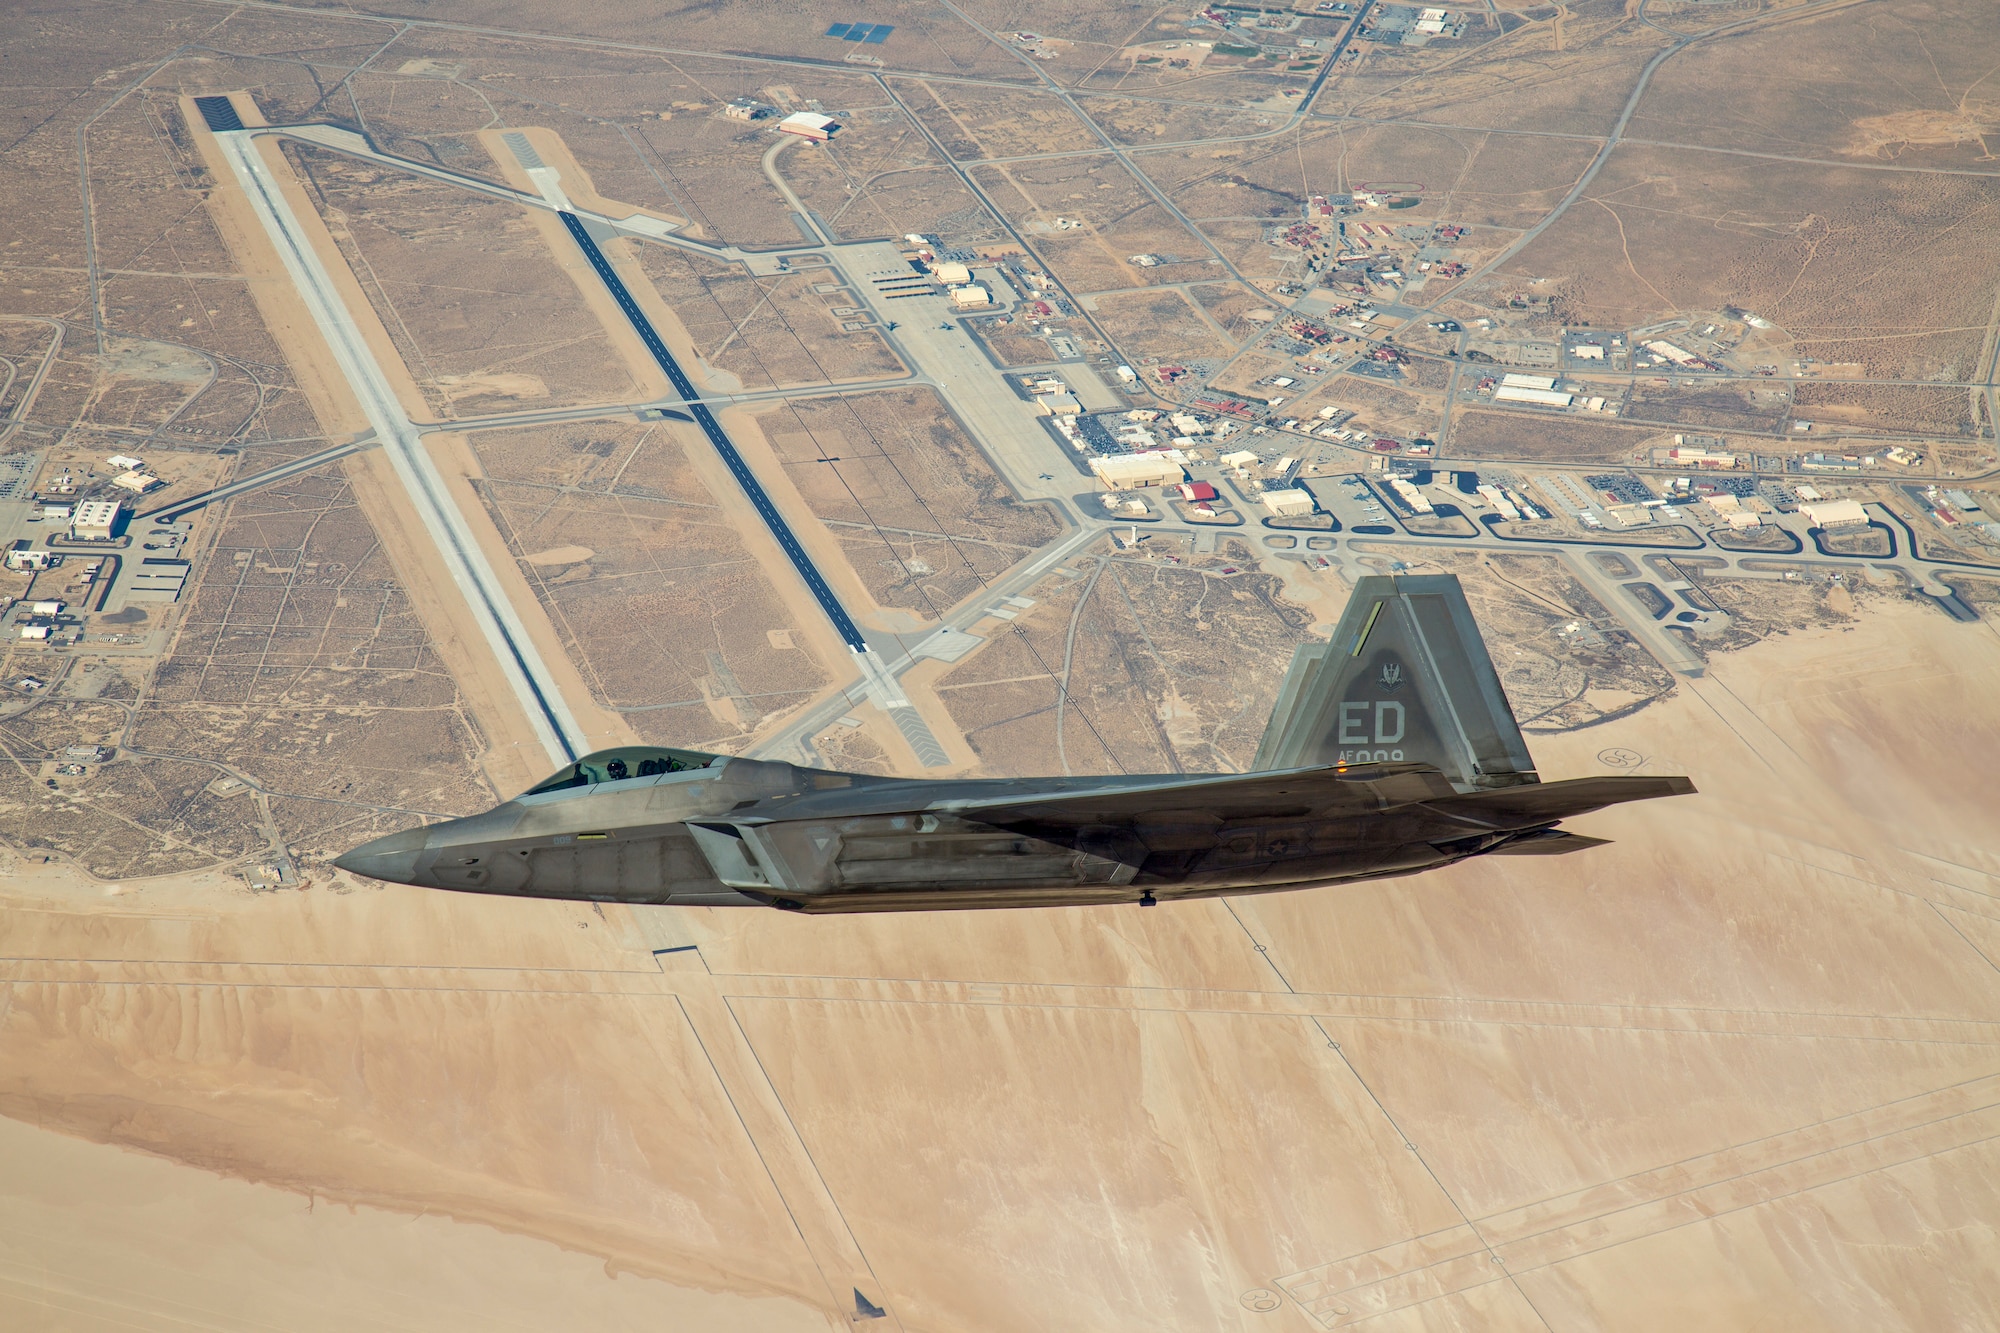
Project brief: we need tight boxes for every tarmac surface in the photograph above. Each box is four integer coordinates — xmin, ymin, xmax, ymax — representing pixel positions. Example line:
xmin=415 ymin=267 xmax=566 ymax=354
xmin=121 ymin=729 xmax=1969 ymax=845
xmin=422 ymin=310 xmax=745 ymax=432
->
xmin=556 ymin=210 xmax=869 ymax=654
xmin=205 ymin=112 xmax=1994 ymax=769
xmin=211 ymin=126 xmax=586 ymax=767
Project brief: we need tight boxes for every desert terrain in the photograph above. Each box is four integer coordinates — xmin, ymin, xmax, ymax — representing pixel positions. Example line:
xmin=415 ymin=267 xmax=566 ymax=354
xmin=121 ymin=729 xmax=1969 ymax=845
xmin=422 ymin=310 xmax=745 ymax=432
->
xmin=4 ymin=0 xmax=2000 ymax=1328
xmin=5 ymin=594 xmax=1999 ymax=1332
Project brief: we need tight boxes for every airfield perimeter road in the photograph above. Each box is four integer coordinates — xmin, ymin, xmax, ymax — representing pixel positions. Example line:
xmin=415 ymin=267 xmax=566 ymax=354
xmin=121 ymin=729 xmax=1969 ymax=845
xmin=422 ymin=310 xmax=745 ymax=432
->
xmin=556 ymin=210 xmax=870 ymax=654
xmin=210 ymin=125 xmax=586 ymax=767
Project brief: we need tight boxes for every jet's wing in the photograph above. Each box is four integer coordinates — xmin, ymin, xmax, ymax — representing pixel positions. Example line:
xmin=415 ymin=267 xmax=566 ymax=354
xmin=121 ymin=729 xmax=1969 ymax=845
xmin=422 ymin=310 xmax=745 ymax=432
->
xmin=951 ymin=768 xmax=1690 ymax=833
xmin=946 ymin=762 xmax=1459 ymax=828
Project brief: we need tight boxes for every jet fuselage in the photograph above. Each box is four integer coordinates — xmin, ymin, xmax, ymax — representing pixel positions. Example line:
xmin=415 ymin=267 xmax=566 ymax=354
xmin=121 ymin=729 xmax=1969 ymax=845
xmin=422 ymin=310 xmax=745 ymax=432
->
xmin=335 ymin=576 xmax=1696 ymax=911
xmin=334 ymin=754 xmax=1672 ymax=912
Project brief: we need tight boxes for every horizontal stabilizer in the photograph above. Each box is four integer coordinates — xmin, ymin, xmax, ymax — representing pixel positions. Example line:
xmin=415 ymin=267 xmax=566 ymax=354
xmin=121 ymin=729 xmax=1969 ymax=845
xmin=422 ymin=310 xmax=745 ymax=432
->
xmin=1429 ymin=774 xmax=1696 ymax=826
xmin=1488 ymin=830 xmax=1613 ymax=855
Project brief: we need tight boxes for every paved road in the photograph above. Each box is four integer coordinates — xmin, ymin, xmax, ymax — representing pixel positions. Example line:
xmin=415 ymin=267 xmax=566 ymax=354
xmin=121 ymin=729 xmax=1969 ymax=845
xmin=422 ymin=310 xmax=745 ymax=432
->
xmin=400 ymin=375 xmax=937 ymax=439
xmin=271 ymin=123 xmax=738 ymax=262
xmin=214 ymin=126 xmax=587 ymax=767
xmin=749 ymin=525 xmax=1102 ymax=764
xmin=1119 ymin=467 xmax=1989 ymax=673
xmin=0 ymin=317 xmax=64 ymax=450
xmin=144 ymin=437 xmax=373 ymax=521
xmin=1425 ymin=0 xmax=1866 ymax=308
xmin=557 ymin=210 xmax=870 ymax=652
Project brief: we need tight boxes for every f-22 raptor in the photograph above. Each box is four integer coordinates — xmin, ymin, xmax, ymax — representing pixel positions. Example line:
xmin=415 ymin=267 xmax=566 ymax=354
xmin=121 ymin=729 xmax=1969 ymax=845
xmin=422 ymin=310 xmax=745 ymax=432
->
xmin=336 ymin=576 xmax=1693 ymax=911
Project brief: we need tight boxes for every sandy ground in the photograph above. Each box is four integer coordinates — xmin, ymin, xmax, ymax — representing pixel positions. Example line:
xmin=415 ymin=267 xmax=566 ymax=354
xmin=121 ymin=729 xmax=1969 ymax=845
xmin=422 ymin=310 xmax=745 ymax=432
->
xmin=478 ymin=129 xmax=949 ymax=766
xmin=184 ymin=101 xmax=592 ymax=799
xmin=93 ymin=100 xmax=2000 ymax=1332
xmin=3 ymin=598 xmax=1998 ymax=1330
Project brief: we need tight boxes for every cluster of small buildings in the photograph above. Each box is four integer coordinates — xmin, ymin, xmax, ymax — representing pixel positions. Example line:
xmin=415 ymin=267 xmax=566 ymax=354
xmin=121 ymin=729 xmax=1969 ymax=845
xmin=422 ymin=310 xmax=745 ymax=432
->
xmin=11 ymin=597 xmax=78 ymax=643
xmin=899 ymin=242 xmax=995 ymax=311
xmin=1698 ymin=493 xmax=1765 ymax=530
xmin=1360 ymin=5 xmax=1463 ymax=47
xmin=1919 ymin=486 xmax=2000 ymax=542
xmin=1474 ymin=482 xmax=1532 ymax=522
xmin=99 ymin=454 xmax=165 ymax=497
xmin=928 ymin=260 xmax=992 ymax=310
xmin=1073 ymin=413 xmax=1322 ymax=519
xmin=717 ymin=95 xmax=843 ymax=140
xmin=1386 ymin=476 xmax=1432 ymax=515
xmin=28 ymin=453 xmax=153 ymax=536
xmin=1022 ymin=373 xmax=1081 ymax=418
xmin=1800 ymin=451 xmax=1880 ymax=472
xmin=1662 ymin=436 xmax=1740 ymax=469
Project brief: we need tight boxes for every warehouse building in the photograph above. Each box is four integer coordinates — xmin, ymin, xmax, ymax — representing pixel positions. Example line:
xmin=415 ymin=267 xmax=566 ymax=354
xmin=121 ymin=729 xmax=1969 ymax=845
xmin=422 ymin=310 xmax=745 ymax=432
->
xmin=1490 ymin=373 xmax=1572 ymax=407
xmin=1261 ymin=487 xmax=1315 ymax=516
xmin=1090 ymin=454 xmax=1183 ymax=489
xmin=110 ymin=470 xmax=163 ymax=495
xmin=1801 ymin=499 xmax=1868 ymax=528
xmin=778 ymin=112 xmax=839 ymax=141
xmin=70 ymin=500 xmax=123 ymax=542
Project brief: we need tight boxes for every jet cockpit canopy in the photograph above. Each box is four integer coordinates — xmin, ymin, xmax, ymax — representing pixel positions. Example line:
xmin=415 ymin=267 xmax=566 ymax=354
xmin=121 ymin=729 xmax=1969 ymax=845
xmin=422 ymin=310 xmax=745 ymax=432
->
xmin=524 ymin=745 xmax=723 ymax=796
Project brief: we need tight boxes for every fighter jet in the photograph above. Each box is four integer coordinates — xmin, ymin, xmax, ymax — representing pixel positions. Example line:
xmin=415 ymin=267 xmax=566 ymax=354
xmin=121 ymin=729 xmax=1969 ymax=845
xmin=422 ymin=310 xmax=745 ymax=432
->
xmin=335 ymin=576 xmax=1693 ymax=911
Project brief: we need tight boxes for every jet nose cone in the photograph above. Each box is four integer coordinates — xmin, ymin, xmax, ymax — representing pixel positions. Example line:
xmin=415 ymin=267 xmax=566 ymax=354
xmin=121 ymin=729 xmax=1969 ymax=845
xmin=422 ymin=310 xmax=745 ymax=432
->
xmin=333 ymin=825 xmax=431 ymax=884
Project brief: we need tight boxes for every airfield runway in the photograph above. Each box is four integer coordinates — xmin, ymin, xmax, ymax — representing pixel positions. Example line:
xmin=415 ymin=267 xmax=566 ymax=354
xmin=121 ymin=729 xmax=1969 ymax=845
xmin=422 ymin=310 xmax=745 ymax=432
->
xmin=210 ymin=126 xmax=586 ymax=768
xmin=555 ymin=210 xmax=868 ymax=654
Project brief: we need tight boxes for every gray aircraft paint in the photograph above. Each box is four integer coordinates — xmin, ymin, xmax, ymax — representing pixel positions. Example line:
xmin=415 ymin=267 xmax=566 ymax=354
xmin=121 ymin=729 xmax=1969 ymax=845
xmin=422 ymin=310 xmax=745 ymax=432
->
xmin=336 ymin=576 xmax=1692 ymax=911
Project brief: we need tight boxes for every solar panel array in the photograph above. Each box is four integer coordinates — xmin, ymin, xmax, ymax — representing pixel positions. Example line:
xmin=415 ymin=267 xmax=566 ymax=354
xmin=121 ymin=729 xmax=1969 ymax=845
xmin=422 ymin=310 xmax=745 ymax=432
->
xmin=826 ymin=21 xmax=894 ymax=43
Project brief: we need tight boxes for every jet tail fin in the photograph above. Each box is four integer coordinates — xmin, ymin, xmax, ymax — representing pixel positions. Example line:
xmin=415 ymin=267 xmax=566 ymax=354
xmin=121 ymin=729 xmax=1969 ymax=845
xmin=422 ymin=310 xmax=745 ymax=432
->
xmin=1252 ymin=574 xmax=1537 ymax=788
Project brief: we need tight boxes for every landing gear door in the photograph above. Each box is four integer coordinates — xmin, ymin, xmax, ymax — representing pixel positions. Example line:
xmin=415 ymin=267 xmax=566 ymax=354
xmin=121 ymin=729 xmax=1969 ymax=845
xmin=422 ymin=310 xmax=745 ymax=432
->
xmin=686 ymin=823 xmax=775 ymax=890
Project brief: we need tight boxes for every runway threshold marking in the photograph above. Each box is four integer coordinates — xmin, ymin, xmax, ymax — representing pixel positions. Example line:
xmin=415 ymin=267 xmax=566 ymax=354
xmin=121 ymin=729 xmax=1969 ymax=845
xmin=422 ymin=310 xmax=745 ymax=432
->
xmin=557 ymin=212 xmax=869 ymax=653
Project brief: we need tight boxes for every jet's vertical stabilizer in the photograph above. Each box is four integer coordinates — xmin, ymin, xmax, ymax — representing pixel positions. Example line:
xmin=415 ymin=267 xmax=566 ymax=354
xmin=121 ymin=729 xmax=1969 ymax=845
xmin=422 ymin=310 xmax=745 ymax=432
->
xmin=1251 ymin=574 xmax=1538 ymax=787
